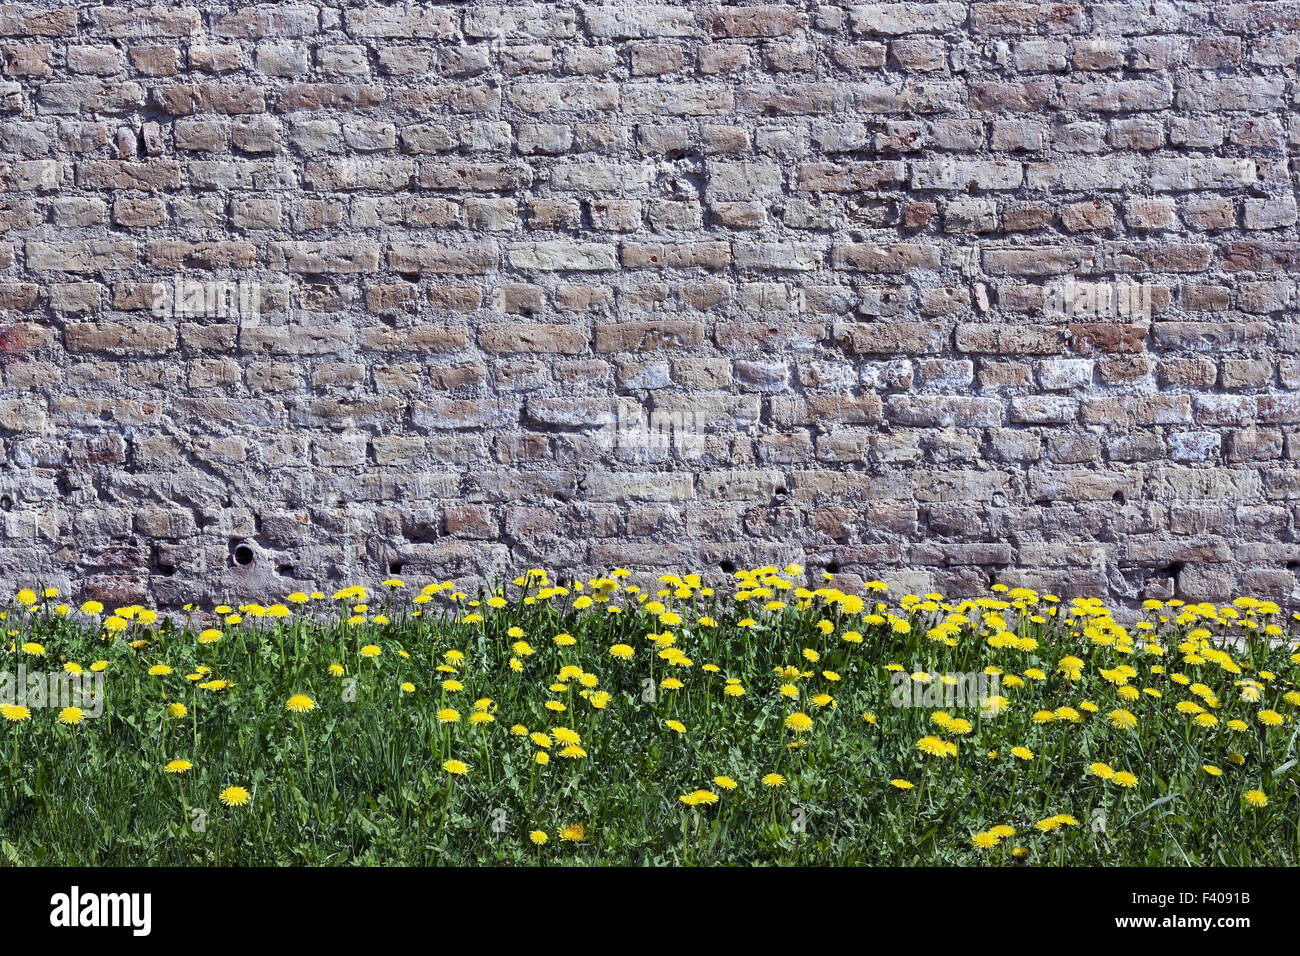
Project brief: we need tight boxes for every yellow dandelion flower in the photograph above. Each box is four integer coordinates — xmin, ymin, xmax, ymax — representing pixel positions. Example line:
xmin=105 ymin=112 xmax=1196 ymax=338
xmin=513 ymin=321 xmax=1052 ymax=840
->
xmin=219 ymin=786 xmax=250 ymax=807
xmin=285 ymin=694 xmax=315 ymax=713
xmin=784 ymin=711 xmax=814 ymax=734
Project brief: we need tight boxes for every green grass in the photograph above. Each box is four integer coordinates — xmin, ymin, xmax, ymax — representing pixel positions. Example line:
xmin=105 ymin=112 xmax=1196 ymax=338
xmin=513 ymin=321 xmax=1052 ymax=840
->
xmin=1 ymin=572 xmax=1297 ymax=866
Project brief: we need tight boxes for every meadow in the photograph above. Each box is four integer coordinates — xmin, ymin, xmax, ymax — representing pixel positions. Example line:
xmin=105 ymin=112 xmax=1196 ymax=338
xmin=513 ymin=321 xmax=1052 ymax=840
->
xmin=1 ymin=568 xmax=1297 ymax=866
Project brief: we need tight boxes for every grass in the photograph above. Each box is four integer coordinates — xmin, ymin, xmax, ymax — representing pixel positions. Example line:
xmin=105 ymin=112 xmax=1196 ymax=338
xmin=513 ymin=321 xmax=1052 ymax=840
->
xmin=1 ymin=569 xmax=1297 ymax=866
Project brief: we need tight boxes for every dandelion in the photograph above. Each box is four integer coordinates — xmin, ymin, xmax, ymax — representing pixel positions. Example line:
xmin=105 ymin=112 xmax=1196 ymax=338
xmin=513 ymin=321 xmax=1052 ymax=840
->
xmin=57 ymin=707 xmax=85 ymax=725
xmin=164 ymin=759 xmax=192 ymax=774
xmin=219 ymin=786 xmax=250 ymax=807
xmin=784 ymin=712 xmax=814 ymax=734
xmin=917 ymin=736 xmax=955 ymax=758
xmin=1036 ymin=814 xmax=1077 ymax=833
xmin=285 ymin=694 xmax=315 ymax=713
xmin=980 ymin=695 xmax=1009 ymax=717
xmin=1057 ymin=656 xmax=1084 ymax=680
xmin=1108 ymin=709 xmax=1137 ymax=731
xmin=1244 ymin=790 xmax=1268 ymax=808
xmin=443 ymin=759 xmax=469 ymax=776
xmin=680 ymin=790 xmax=719 ymax=807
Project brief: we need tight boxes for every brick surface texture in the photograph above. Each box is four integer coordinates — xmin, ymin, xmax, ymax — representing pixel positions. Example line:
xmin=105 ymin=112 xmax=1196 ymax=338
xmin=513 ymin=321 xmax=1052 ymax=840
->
xmin=1 ymin=1 xmax=1299 ymax=607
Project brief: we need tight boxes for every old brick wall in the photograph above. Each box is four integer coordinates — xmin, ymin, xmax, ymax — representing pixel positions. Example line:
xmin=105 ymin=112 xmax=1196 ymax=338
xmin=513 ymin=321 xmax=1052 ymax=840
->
xmin=1 ymin=1 xmax=1299 ymax=608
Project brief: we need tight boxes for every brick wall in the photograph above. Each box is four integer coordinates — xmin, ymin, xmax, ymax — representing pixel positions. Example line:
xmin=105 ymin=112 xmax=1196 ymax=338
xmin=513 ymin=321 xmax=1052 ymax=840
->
xmin=2 ymin=2 xmax=1299 ymax=608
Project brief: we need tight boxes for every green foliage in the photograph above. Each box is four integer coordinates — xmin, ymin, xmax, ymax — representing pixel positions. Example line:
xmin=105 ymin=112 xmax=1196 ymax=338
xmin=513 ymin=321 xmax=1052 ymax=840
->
xmin=0 ymin=575 xmax=1297 ymax=866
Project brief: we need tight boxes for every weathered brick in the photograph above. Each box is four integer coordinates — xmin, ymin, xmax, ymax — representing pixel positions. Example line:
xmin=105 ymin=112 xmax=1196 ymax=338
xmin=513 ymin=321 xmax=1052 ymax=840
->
xmin=1 ymin=0 xmax=1297 ymax=610
xmin=480 ymin=323 xmax=589 ymax=354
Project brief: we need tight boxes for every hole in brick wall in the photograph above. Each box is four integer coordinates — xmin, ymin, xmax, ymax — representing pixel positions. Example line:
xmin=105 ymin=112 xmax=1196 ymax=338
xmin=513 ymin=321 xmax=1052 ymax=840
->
xmin=389 ymin=560 xmax=403 ymax=575
xmin=825 ymin=562 xmax=841 ymax=574
xmin=277 ymin=564 xmax=295 ymax=577
xmin=1112 ymin=491 xmax=1127 ymax=507
xmin=718 ymin=560 xmax=736 ymax=574
xmin=1167 ymin=561 xmax=1185 ymax=580
xmin=0 ymin=495 xmax=10 ymax=512
xmin=231 ymin=542 xmax=255 ymax=569
xmin=156 ymin=563 xmax=175 ymax=576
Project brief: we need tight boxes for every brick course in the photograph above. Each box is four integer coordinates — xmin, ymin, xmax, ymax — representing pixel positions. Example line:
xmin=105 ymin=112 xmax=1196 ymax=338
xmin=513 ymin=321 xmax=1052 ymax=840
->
xmin=1 ymin=2 xmax=1299 ymax=606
